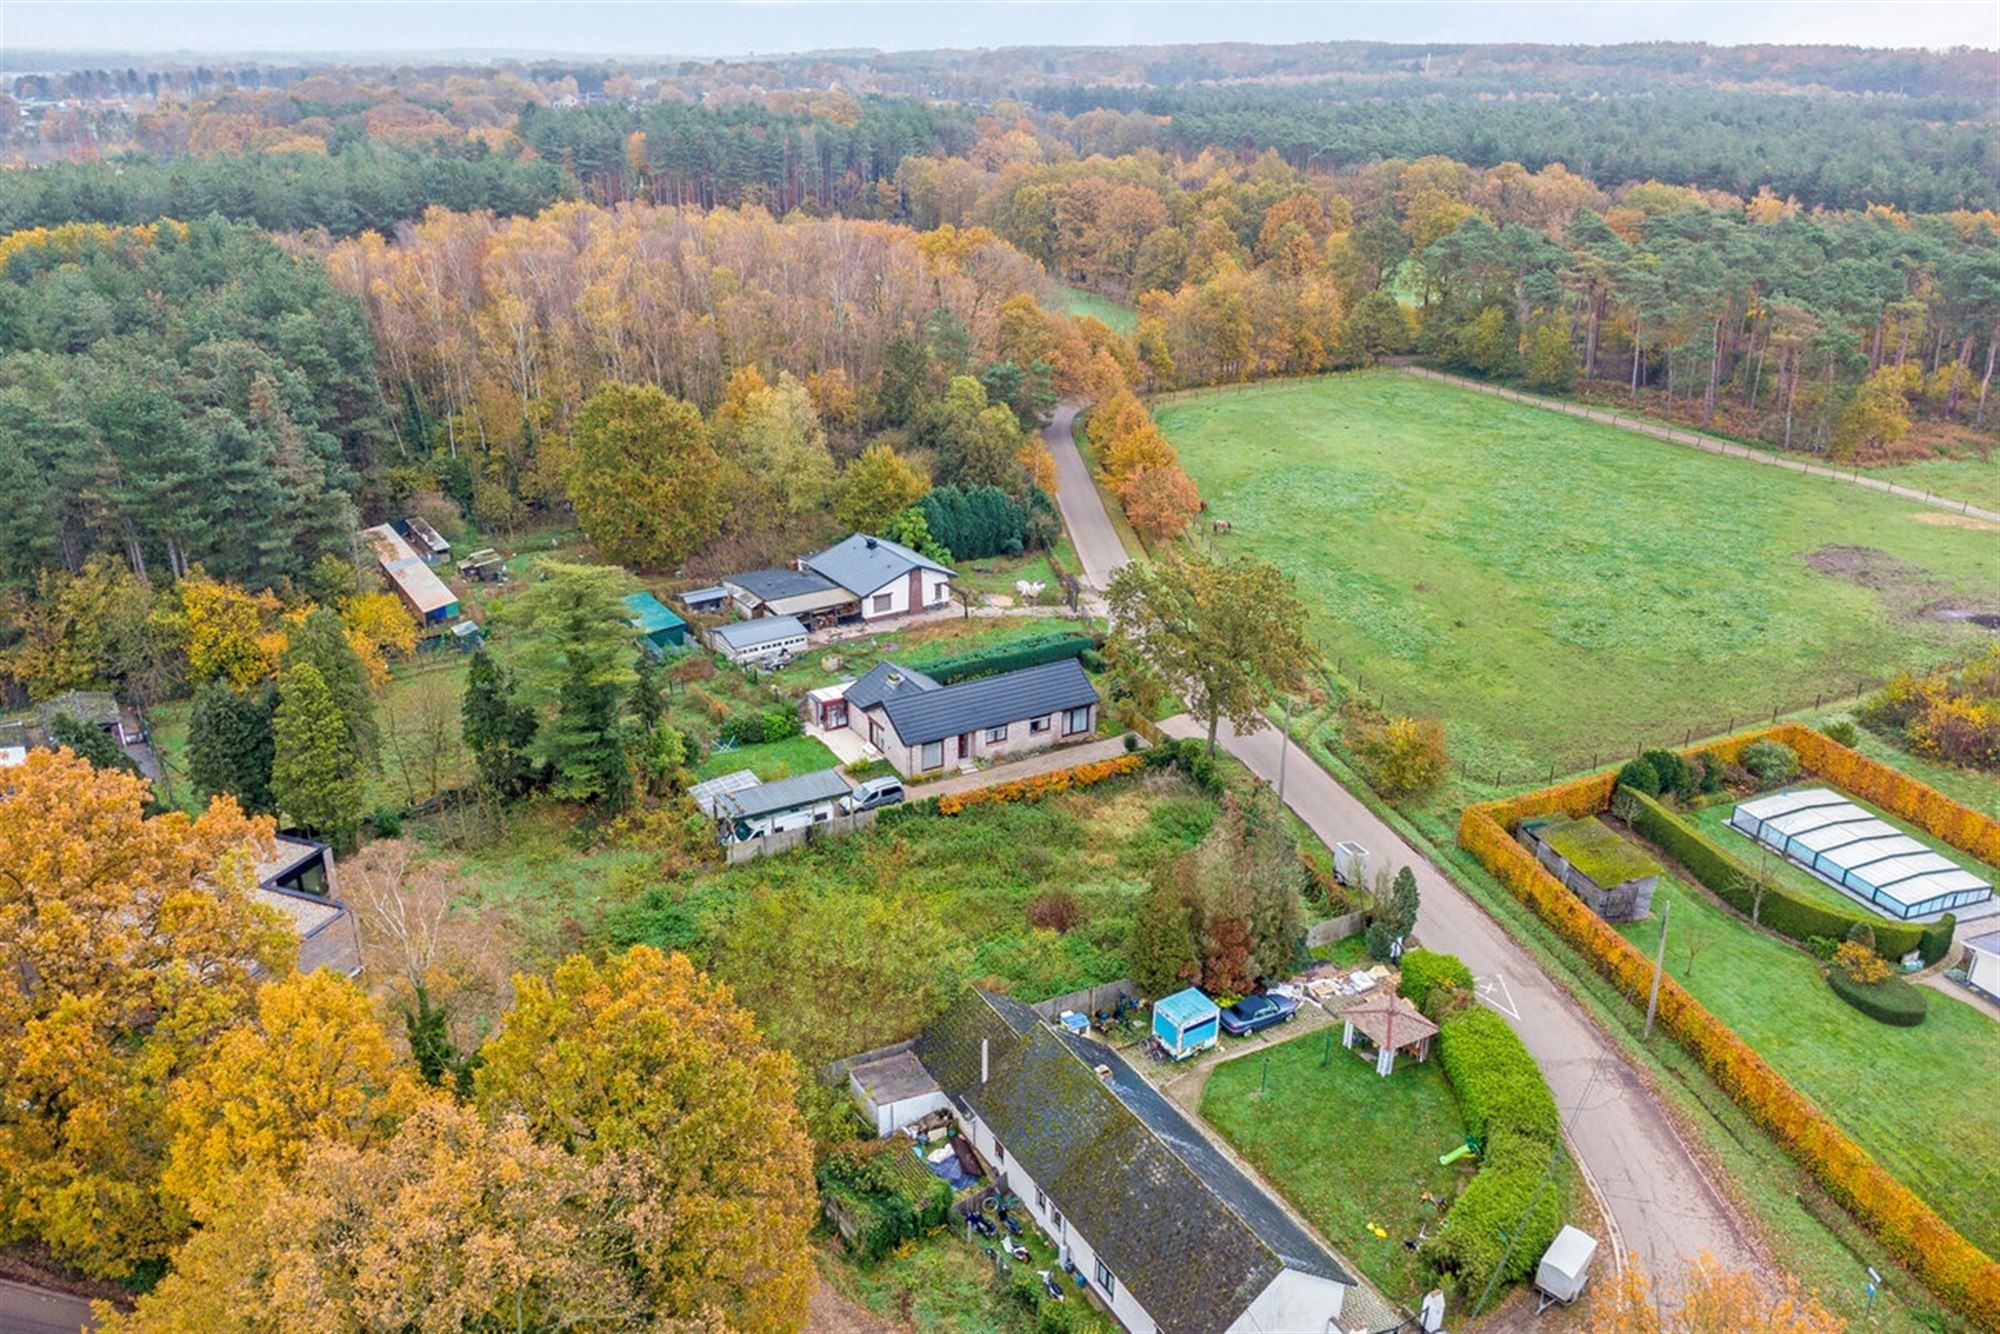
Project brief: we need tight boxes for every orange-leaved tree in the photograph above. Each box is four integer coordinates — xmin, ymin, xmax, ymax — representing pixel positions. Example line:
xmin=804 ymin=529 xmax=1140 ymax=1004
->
xmin=0 ymin=748 xmax=296 ymax=1277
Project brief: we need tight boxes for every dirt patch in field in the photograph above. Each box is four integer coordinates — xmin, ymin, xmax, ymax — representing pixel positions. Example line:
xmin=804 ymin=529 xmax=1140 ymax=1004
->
xmin=1911 ymin=510 xmax=2000 ymax=533
xmin=1802 ymin=543 xmax=2000 ymax=626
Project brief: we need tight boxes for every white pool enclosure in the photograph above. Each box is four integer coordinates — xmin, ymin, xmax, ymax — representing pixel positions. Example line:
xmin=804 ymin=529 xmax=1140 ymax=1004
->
xmin=1728 ymin=788 xmax=1993 ymax=920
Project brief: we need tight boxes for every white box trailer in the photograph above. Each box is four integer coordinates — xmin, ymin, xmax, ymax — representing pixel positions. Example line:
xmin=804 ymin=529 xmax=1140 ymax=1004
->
xmin=1334 ymin=840 xmax=1370 ymax=886
xmin=1534 ymin=1225 xmax=1598 ymax=1311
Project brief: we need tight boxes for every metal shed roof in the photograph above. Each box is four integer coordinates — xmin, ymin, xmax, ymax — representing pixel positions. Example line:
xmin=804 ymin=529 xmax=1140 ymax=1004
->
xmin=362 ymin=524 xmax=458 ymax=616
xmin=803 ymin=533 xmax=953 ymax=597
xmin=713 ymin=767 xmax=851 ymax=820
xmin=710 ymin=615 xmax=809 ymax=651
xmin=880 ymin=657 xmax=1098 ymax=746
xmin=623 ymin=591 xmax=687 ymax=635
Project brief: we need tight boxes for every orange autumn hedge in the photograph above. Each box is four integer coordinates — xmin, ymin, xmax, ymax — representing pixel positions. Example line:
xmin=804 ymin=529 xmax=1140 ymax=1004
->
xmin=936 ymin=754 xmax=1143 ymax=815
xmin=1459 ymin=728 xmax=2000 ymax=1326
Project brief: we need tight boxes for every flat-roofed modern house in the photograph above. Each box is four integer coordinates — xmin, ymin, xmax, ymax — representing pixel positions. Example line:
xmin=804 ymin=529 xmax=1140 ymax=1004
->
xmin=840 ymin=658 xmax=1098 ymax=776
xmin=361 ymin=523 xmax=460 ymax=626
xmin=885 ymin=990 xmax=1363 ymax=1334
xmin=708 ymin=613 xmax=810 ymax=664
xmin=722 ymin=567 xmax=857 ymax=627
xmin=1730 ymin=788 xmax=1994 ymax=920
xmin=252 ymin=835 xmax=362 ymax=979
xmin=690 ymin=766 xmax=851 ymax=842
xmin=800 ymin=534 xmax=954 ymax=622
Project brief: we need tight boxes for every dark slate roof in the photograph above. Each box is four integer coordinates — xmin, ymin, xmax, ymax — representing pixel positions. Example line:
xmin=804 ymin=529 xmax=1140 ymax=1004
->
xmin=715 ymin=767 xmax=851 ymax=819
xmin=916 ymin=991 xmax=1352 ymax=1334
xmin=844 ymin=660 xmax=941 ymax=713
xmin=710 ymin=615 xmax=809 ymax=651
xmin=803 ymin=533 xmax=954 ymax=597
xmin=725 ymin=567 xmax=842 ymax=603
xmin=37 ymin=690 xmax=120 ymax=728
xmin=880 ymin=658 xmax=1098 ymax=747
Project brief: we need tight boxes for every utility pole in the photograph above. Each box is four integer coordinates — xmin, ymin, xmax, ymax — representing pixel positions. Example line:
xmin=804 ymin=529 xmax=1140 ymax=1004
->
xmin=1644 ymin=900 xmax=1670 ymax=1039
xmin=1277 ymin=694 xmax=1292 ymax=802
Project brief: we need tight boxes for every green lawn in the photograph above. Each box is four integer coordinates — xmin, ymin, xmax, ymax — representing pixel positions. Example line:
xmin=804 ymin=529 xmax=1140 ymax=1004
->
xmin=1684 ymin=785 xmax=2000 ymax=917
xmin=1869 ymin=451 xmax=2000 ymax=514
xmin=952 ymin=539 xmax=1081 ymax=601
xmin=1160 ymin=371 xmax=2000 ymax=774
xmin=692 ymin=733 xmax=838 ymax=782
xmin=1611 ymin=873 xmax=2000 ymax=1259
xmin=1201 ymin=1027 xmax=1471 ymax=1302
xmin=1818 ymin=717 xmax=2000 ymax=819
xmin=790 ymin=613 xmax=1087 ymax=691
xmin=1052 ymin=283 xmax=1135 ymax=335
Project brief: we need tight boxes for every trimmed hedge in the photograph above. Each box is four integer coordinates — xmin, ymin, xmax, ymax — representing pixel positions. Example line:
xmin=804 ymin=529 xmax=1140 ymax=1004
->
xmin=1423 ymin=1130 xmax=1563 ymax=1289
xmin=1435 ymin=1007 xmax=1560 ymax=1149
xmin=916 ymin=632 xmax=1098 ymax=685
xmin=935 ymin=754 xmax=1142 ymax=815
xmin=1828 ymin=969 xmax=1930 ymax=1027
xmin=1399 ymin=949 xmax=1474 ymax=1012
xmin=1620 ymin=787 xmax=1936 ymax=961
xmin=1460 ymin=726 xmax=2000 ymax=1328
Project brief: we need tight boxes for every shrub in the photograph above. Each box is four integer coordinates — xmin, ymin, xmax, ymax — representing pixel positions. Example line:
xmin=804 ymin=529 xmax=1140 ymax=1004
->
xmin=1028 ymin=892 xmax=1080 ymax=933
xmin=1824 ymin=720 xmax=1860 ymax=747
xmin=1694 ymin=749 xmax=1726 ymax=794
xmin=1436 ymin=1008 xmax=1560 ymax=1148
xmin=1919 ymin=913 xmax=1957 ymax=965
xmin=1616 ymin=756 xmax=1661 ymax=796
xmin=1399 ymin=949 xmax=1474 ymax=1011
xmin=817 ymin=1138 xmax=952 ymax=1265
xmin=1832 ymin=940 xmax=1889 ymax=984
xmin=760 ymin=705 xmax=803 ymax=741
xmin=1079 ymin=647 xmax=1108 ymax=673
xmin=1123 ymin=731 xmax=1140 ymax=752
xmin=719 ymin=711 xmax=766 ymax=746
xmin=917 ymin=632 xmax=1098 ymax=685
xmin=936 ymin=754 xmax=1143 ymax=815
xmin=1642 ymin=748 xmax=1696 ymax=799
xmin=1739 ymin=739 xmax=1800 ymax=784
xmin=1827 ymin=968 xmax=1929 ymax=1026
xmin=1352 ymin=715 xmax=1450 ymax=800
xmin=368 ymin=807 xmax=403 ymax=837
xmin=1805 ymin=936 xmax=1839 ymax=961
xmin=1843 ymin=920 xmax=1877 ymax=953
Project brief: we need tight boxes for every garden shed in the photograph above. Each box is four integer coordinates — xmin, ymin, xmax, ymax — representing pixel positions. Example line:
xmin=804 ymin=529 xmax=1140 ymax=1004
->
xmin=1518 ymin=815 xmax=1659 ymax=922
xmin=623 ymin=591 xmax=687 ymax=656
xmin=1729 ymin=788 xmax=1992 ymax=920
xmin=1151 ymin=987 xmax=1220 ymax=1060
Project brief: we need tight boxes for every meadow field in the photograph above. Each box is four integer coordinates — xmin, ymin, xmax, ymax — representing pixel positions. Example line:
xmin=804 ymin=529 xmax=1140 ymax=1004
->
xmin=1051 ymin=282 xmax=1136 ymax=334
xmin=1160 ymin=372 xmax=2000 ymax=774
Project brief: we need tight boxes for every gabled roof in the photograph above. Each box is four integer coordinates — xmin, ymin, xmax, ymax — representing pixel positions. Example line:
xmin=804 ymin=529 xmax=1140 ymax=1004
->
xmin=803 ymin=533 xmax=954 ymax=597
xmin=36 ymin=690 xmax=120 ymax=728
xmin=361 ymin=524 xmax=458 ymax=615
xmin=880 ymin=658 xmax=1097 ymax=746
xmin=623 ymin=591 xmax=687 ymax=635
xmin=845 ymin=659 xmax=942 ymax=713
xmin=1963 ymin=929 xmax=2000 ymax=957
xmin=916 ymin=991 xmax=1353 ymax=1333
xmin=725 ymin=567 xmax=844 ymax=603
xmin=710 ymin=615 xmax=809 ymax=651
xmin=714 ymin=767 xmax=851 ymax=820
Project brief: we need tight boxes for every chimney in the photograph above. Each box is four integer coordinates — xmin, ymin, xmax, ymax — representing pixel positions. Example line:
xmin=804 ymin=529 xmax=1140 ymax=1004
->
xmin=865 ymin=537 xmax=878 ymax=549
xmin=981 ymin=1038 xmax=989 ymax=1086
xmin=1094 ymin=1064 xmax=1113 ymax=1083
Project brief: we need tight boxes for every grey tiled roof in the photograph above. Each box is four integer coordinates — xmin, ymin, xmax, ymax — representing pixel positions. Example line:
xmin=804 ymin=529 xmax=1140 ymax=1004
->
xmin=803 ymin=533 xmax=953 ymax=597
xmin=844 ymin=660 xmax=941 ymax=713
xmin=710 ymin=616 xmax=809 ymax=651
xmin=714 ymin=767 xmax=850 ymax=819
xmin=880 ymin=658 xmax=1097 ymax=746
xmin=915 ymin=991 xmax=1353 ymax=1333
xmin=725 ymin=567 xmax=843 ymax=603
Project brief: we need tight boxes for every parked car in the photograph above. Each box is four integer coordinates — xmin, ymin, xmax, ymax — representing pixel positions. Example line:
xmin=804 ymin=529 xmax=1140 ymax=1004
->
xmin=1219 ymin=992 xmax=1300 ymax=1037
xmin=841 ymin=776 xmax=906 ymax=813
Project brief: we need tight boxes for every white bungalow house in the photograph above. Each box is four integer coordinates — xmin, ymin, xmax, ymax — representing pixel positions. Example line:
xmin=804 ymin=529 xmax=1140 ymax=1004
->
xmin=884 ymin=990 xmax=1362 ymax=1334
xmin=800 ymin=533 xmax=954 ymax=622
xmin=838 ymin=658 xmax=1098 ymax=777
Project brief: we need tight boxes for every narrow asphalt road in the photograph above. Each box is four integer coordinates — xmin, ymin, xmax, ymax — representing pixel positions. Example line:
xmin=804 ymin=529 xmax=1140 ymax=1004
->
xmin=0 ymin=1279 xmax=96 ymax=1334
xmin=1042 ymin=399 xmax=1758 ymax=1284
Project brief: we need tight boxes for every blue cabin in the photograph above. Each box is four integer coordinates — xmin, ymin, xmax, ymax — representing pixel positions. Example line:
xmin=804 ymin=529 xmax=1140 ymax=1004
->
xmin=1152 ymin=987 xmax=1221 ymax=1060
xmin=624 ymin=591 xmax=688 ymax=656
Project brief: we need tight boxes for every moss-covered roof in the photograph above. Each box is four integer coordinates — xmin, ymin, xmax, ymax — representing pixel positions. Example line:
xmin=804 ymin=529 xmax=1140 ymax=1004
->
xmin=1538 ymin=815 xmax=1661 ymax=888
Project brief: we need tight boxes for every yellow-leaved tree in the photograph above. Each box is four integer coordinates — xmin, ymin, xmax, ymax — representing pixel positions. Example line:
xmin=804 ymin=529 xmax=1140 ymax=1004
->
xmin=0 ymin=749 xmax=296 ymax=1277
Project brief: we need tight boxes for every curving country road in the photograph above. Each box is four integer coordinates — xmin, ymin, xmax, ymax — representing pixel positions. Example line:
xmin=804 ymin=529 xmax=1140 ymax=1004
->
xmin=1045 ymin=400 xmax=1759 ymax=1286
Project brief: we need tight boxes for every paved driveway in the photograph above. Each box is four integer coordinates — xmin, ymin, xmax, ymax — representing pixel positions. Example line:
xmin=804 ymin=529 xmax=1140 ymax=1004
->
xmin=1044 ymin=401 xmax=1126 ymax=599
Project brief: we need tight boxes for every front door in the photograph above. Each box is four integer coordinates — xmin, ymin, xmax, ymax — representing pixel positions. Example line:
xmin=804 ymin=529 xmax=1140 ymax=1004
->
xmin=958 ymin=732 xmax=972 ymax=760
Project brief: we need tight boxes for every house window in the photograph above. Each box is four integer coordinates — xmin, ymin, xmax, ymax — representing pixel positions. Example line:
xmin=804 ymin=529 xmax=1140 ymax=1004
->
xmin=1094 ymin=1259 xmax=1115 ymax=1298
xmin=984 ymin=724 xmax=1008 ymax=743
xmin=921 ymin=740 xmax=944 ymax=770
xmin=1063 ymin=706 xmax=1091 ymax=736
xmin=1050 ymin=1207 xmax=1064 ymax=1238
xmin=872 ymin=593 xmax=894 ymax=614
xmin=1030 ymin=716 xmax=1051 ymax=734
xmin=869 ymin=720 xmax=885 ymax=748
xmin=1035 ymin=1187 xmax=1046 ymax=1213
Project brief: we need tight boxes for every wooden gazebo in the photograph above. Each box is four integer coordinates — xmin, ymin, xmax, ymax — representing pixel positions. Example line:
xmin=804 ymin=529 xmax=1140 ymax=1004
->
xmin=1340 ymin=994 xmax=1440 ymax=1077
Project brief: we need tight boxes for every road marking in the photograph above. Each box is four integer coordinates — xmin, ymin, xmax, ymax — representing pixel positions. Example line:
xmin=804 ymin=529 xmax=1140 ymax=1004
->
xmin=1475 ymin=972 xmax=1521 ymax=1020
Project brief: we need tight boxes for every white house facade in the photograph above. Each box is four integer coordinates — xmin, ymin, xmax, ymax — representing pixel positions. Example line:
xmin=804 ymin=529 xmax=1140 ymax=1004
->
xmin=800 ymin=533 xmax=954 ymax=622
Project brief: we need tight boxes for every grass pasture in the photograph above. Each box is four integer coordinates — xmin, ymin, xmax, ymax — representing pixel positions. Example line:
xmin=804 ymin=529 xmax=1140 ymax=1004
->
xmin=1159 ymin=371 xmax=2000 ymax=775
xmin=1612 ymin=871 xmax=2000 ymax=1260
xmin=1051 ymin=282 xmax=1135 ymax=334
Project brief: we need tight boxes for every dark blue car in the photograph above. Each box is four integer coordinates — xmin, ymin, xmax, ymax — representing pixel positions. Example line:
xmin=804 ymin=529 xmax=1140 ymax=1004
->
xmin=1219 ymin=992 xmax=1301 ymax=1036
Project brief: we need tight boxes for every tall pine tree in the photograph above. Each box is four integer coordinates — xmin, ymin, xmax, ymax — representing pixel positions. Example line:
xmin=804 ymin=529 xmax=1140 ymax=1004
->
xmin=272 ymin=660 xmax=363 ymax=848
xmin=283 ymin=607 xmax=380 ymax=770
xmin=461 ymin=648 xmax=539 ymax=798
xmin=187 ymin=679 xmax=275 ymax=814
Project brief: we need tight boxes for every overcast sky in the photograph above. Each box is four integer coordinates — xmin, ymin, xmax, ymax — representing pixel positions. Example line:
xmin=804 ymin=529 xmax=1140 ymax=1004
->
xmin=3 ymin=1 xmax=1995 ymax=62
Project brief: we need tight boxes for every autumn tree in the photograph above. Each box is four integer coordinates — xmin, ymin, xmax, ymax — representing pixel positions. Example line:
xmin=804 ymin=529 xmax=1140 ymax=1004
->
xmin=271 ymin=660 xmax=365 ymax=848
xmin=565 ymin=382 xmax=724 ymax=568
xmin=475 ymin=947 xmax=817 ymax=1330
xmin=340 ymin=589 xmax=418 ymax=686
xmin=1120 ymin=463 xmax=1204 ymax=542
xmin=1351 ymin=715 xmax=1451 ymax=800
xmin=835 ymin=440 xmax=930 ymax=533
xmin=166 ymin=573 xmax=286 ymax=689
xmin=1107 ymin=548 xmax=1318 ymax=755
xmin=188 ymin=679 xmax=276 ymax=815
xmin=0 ymin=750 xmax=294 ymax=1277
xmin=489 ymin=562 xmax=638 ymax=806
xmin=918 ymin=375 xmax=1030 ymax=493
xmin=735 ymin=371 xmax=837 ymax=518
xmin=1584 ymin=1251 xmax=1844 ymax=1332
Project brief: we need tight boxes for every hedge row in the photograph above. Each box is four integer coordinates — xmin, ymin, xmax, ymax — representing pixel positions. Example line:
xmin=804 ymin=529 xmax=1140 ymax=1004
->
xmin=1778 ymin=721 xmax=2000 ymax=866
xmin=1398 ymin=948 xmax=1475 ymax=1013
xmin=1423 ymin=1129 xmax=1564 ymax=1289
xmin=935 ymin=753 xmax=1143 ymax=815
xmin=1620 ymin=788 xmax=1942 ymax=962
xmin=1459 ymin=729 xmax=2000 ymax=1327
xmin=1434 ymin=1007 xmax=1561 ymax=1150
xmin=1827 ymin=970 xmax=1930 ymax=1027
xmin=916 ymin=632 xmax=1097 ymax=685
